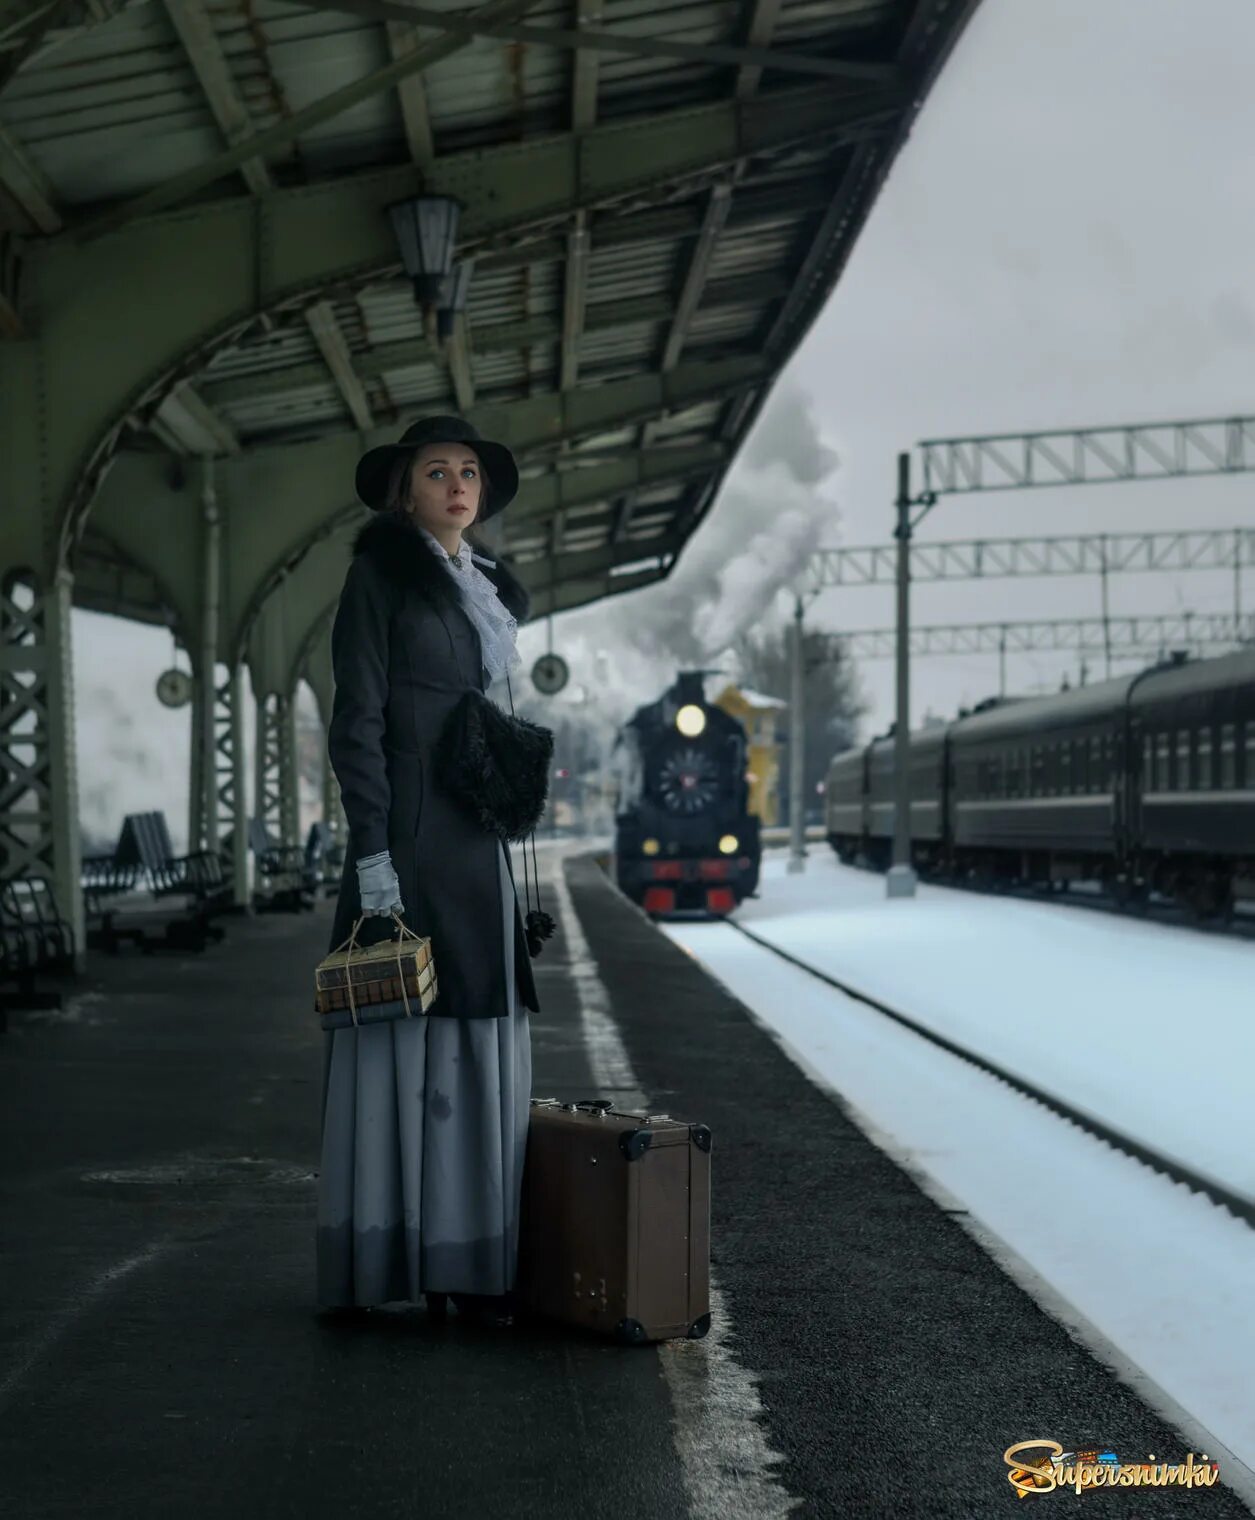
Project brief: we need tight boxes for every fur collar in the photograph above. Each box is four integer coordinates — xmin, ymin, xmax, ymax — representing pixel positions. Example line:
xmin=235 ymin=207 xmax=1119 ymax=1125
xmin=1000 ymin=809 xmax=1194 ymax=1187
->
xmin=353 ymin=510 xmax=531 ymax=624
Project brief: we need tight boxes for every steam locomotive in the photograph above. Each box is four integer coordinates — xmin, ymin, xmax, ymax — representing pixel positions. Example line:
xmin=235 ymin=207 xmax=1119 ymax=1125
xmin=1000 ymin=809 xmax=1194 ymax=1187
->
xmin=825 ymin=646 xmax=1255 ymax=916
xmin=612 ymin=672 xmax=762 ymax=917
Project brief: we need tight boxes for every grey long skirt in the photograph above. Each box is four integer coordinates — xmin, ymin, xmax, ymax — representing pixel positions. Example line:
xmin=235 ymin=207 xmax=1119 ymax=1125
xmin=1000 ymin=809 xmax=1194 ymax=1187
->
xmin=315 ymin=841 xmax=532 ymax=1308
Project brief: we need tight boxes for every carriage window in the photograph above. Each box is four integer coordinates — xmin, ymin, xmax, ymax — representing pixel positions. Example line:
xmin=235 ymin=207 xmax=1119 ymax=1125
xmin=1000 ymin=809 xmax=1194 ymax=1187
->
xmin=1241 ymin=720 xmax=1251 ymax=790
xmin=1197 ymin=728 xmax=1213 ymax=790
xmin=1176 ymin=730 xmax=1192 ymax=791
xmin=1142 ymin=734 xmax=1153 ymax=790
xmin=1089 ymin=735 xmax=1101 ymax=793
xmin=1155 ymin=732 xmax=1169 ymax=793
xmin=1220 ymin=724 xmax=1236 ymax=789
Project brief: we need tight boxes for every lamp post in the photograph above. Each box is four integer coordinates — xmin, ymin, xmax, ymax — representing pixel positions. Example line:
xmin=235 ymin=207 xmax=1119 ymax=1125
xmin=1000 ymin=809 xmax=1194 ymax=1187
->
xmin=787 ymin=594 xmax=806 ymax=874
xmin=887 ymin=451 xmax=935 ymax=900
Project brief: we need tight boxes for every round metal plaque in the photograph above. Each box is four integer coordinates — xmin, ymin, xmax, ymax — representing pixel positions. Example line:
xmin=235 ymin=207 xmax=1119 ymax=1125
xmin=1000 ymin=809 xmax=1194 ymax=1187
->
xmin=531 ymin=652 xmax=569 ymax=695
xmin=156 ymin=668 xmax=193 ymax=709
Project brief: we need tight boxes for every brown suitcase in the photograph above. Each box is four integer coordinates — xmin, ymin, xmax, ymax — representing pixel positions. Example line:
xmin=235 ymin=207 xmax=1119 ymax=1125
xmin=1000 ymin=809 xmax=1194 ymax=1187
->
xmin=516 ymin=1098 xmax=711 ymax=1343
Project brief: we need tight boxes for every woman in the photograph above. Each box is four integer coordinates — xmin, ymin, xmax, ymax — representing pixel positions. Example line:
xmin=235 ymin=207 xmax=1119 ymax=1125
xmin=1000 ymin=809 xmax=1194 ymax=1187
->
xmin=316 ymin=414 xmax=539 ymax=1328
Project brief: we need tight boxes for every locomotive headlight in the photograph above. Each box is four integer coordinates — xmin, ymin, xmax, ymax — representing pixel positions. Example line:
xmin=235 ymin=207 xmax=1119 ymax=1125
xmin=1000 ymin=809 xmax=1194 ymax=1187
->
xmin=675 ymin=704 xmax=706 ymax=737
xmin=718 ymin=834 xmax=739 ymax=855
xmin=642 ymin=837 xmax=660 ymax=856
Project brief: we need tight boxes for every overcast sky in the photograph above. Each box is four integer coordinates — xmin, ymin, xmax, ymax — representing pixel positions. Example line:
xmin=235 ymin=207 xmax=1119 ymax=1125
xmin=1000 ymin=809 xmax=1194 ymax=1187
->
xmin=75 ymin=0 xmax=1255 ymax=841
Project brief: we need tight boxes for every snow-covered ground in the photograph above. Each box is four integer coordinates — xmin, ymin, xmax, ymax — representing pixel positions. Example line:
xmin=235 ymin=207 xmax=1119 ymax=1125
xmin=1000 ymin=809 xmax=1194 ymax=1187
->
xmin=663 ymin=851 xmax=1255 ymax=1499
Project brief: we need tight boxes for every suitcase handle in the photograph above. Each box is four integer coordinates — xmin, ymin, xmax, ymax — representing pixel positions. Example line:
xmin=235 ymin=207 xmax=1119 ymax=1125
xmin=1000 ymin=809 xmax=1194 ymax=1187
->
xmin=569 ymin=1099 xmax=614 ymax=1115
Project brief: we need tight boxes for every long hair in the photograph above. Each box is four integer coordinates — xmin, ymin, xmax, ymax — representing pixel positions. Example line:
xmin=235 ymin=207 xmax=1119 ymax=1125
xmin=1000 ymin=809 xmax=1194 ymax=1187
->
xmin=382 ymin=448 xmax=494 ymax=555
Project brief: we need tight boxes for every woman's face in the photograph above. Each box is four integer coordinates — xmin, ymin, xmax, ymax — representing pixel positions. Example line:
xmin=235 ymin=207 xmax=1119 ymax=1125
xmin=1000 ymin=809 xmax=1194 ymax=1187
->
xmin=405 ymin=442 xmax=483 ymax=535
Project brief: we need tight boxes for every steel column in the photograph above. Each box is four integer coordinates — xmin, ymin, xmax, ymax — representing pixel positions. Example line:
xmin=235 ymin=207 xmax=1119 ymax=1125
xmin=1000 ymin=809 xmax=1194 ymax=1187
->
xmin=888 ymin=452 xmax=916 ymax=899
xmin=0 ymin=566 xmax=85 ymax=967
xmin=190 ymin=460 xmax=221 ymax=852
xmin=786 ymin=594 xmax=806 ymax=874
xmin=214 ymin=662 xmax=249 ymax=906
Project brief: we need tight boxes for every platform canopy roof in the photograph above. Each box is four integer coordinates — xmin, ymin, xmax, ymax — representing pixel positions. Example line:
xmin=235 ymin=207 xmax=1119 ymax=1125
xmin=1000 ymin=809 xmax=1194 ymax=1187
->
xmin=0 ymin=0 xmax=977 ymax=628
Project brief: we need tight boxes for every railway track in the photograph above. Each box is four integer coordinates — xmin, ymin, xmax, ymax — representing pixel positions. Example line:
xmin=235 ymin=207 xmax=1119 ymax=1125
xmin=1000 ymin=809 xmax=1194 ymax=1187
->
xmin=723 ymin=914 xmax=1255 ymax=1232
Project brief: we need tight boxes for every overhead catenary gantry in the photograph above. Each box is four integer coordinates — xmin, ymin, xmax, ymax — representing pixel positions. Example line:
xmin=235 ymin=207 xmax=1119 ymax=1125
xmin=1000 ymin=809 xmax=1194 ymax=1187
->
xmin=829 ymin=612 xmax=1255 ymax=665
xmin=0 ymin=0 xmax=982 ymax=961
xmin=885 ymin=414 xmax=1255 ymax=899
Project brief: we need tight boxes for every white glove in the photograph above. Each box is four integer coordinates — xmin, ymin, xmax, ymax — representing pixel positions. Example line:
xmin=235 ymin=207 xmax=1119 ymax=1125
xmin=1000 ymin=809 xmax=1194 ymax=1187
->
xmin=356 ymin=850 xmax=404 ymax=917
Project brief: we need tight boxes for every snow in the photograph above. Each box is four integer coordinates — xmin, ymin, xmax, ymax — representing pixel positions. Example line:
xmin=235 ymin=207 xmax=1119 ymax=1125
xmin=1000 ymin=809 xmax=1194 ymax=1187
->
xmin=731 ymin=855 xmax=1254 ymax=1206
xmin=663 ymin=851 xmax=1255 ymax=1489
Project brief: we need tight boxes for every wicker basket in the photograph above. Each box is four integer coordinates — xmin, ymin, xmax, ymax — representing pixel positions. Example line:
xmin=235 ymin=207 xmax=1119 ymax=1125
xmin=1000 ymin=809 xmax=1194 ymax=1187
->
xmin=315 ymin=912 xmax=438 ymax=1030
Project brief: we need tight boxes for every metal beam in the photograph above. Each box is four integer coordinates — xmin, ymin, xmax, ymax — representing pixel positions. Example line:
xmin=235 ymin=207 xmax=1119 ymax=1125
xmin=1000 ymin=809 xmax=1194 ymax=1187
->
xmin=43 ymin=82 xmax=888 ymax=573
xmin=920 ymin=417 xmax=1255 ymax=496
xmin=0 ymin=118 xmax=60 ymax=233
xmin=523 ymin=534 xmax=686 ymax=614
xmin=833 ymin=613 xmax=1255 ymax=661
xmin=445 ymin=316 xmax=476 ymax=412
xmin=160 ymin=0 xmax=272 ymax=195
xmin=384 ymin=18 xmax=436 ymax=164
xmin=476 ymin=175 xmax=834 ymax=272
xmin=807 ymin=528 xmax=1255 ymax=590
xmin=296 ymin=0 xmax=901 ymax=84
xmin=304 ymin=300 xmax=374 ymax=431
xmin=510 ymin=444 xmax=726 ymax=524
xmin=0 ymin=0 xmax=119 ymax=94
xmin=76 ymin=66 xmax=893 ymax=250
xmin=73 ymin=0 xmax=553 ymax=241
xmin=560 ymin=222 xmax=590 ymax=393
xmin=611 ymin=181 xmax=737 ymax=541
xmin=200 ymin=271 xmax=789 ymax=410
xmin=152 ymin=381 xmax=242 ymax=456
xmin=735 ymin=0 xmax=784 ymax=98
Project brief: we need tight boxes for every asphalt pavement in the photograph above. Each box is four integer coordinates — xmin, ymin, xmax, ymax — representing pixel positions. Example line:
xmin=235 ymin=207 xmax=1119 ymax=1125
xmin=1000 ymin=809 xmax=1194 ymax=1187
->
xmin=0 ymin=850 xmax=1247 ymax=1519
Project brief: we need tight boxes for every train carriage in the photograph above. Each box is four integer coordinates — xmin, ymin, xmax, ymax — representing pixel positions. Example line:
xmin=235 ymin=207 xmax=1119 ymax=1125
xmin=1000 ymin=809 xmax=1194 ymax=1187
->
xmin=823 ymin=646 xmax=1255 ymax=916
xmin=824 ymin=747 xmax=867 ymax=860
xmin=1127 ymin=647 xmax=1255 ymax=910
xmin=865 ymin=726 xmax=949 ymax=871
xmin=947 ymin=681 xmax=1127 ymax=882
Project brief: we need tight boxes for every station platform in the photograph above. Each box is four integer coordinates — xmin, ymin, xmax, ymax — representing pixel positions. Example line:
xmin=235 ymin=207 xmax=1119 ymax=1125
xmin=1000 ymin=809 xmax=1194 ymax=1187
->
xmin=1 ymin=847 xmax=1247 ymax=1519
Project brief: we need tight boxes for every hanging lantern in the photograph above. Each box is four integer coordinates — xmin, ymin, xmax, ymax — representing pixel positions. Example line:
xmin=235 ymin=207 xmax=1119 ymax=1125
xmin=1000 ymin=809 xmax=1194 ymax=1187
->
xmin=387 ymin=195 xmax=462 ymax=311
xmin=435 ymin=259 xmax=474 ymax=341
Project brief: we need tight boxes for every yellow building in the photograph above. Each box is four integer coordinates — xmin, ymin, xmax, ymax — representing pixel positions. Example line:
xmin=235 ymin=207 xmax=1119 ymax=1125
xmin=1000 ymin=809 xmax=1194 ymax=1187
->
xmin=714 ymin=685 xmax=786 ymax=826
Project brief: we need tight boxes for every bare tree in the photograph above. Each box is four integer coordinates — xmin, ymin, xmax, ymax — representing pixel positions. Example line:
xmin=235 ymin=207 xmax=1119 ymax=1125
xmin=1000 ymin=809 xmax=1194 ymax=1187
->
xmin=731 ymin=624 xmax=867 ymax=823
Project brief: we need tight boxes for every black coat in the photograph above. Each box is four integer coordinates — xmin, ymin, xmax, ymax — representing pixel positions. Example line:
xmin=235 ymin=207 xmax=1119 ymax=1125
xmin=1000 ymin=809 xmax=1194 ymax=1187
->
xmin=325 ymin=511 xmax=539 ymax=1017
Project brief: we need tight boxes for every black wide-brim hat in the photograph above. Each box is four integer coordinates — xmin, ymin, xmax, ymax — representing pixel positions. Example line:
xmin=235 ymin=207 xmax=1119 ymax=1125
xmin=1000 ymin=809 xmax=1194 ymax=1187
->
xmin=355 ymin=414 xmax=520 ymax=519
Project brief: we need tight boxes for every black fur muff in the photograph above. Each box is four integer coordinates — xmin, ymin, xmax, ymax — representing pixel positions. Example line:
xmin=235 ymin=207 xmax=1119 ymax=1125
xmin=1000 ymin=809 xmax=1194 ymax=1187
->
xmin=435 ymin=690 xmax=554 ymax=842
